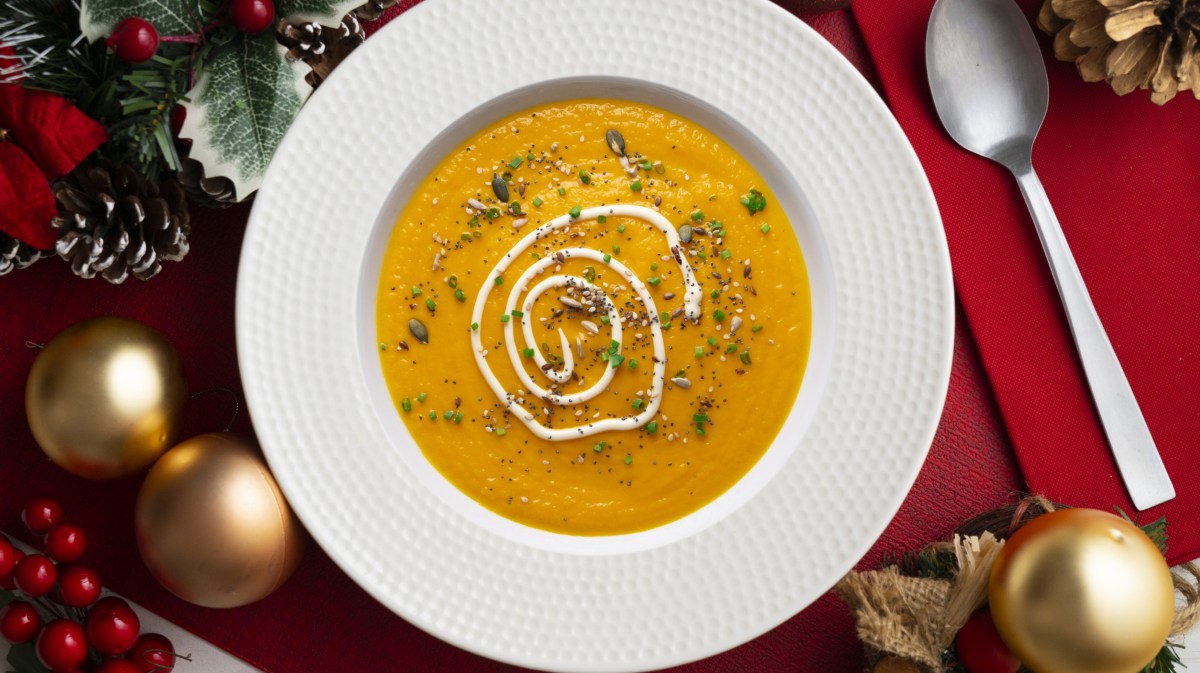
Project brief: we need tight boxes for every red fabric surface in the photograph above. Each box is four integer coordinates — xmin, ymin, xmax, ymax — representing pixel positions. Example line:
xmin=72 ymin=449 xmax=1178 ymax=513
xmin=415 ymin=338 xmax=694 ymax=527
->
xmin=0 ymin=7 xmax=1022 ymax=672
xmin=854 ymin=1 xmax=1200 ymax=564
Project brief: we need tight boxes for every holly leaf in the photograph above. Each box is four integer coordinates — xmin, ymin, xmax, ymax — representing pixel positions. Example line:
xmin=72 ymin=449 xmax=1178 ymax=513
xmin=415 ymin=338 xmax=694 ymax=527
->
xmin=178 ymin=32 xmax=309 ymax=201
xmin=79 ymin=0 xmax=202 ymax=44
xmin=277 ymin=0 xmax=363 ymax=25
xmin=6 ymin=643 xmax=50 ymax=673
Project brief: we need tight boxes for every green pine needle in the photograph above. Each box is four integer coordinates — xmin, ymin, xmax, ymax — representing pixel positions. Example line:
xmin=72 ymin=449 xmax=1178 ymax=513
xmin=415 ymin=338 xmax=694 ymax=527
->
xmin=1142 ymin=641 xmax=1183 ymax=673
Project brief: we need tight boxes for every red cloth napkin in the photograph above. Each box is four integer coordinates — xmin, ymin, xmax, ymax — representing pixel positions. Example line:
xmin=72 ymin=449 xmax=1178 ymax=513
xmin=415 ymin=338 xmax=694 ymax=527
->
xmin=853 ymin=0 xmax=1200 ymax=563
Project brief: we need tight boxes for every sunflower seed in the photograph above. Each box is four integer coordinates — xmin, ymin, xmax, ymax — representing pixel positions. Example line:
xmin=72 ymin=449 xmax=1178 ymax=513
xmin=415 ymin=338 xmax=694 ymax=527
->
xmin=730 ymin=316 xmax=743 ymax=333
xmin=512 ymin=217 xmax=528 ymax=229
xmin=492 ymin=176 xmax=510 ymax=202
xmin=581 ymin=320 xmax=600 ymax=334
xmin=467 ymin=198 xmax=488 ymax=211
xmin=559 ymin=297 xmax=583 ymax=309
xmin=606 ymin=129 xmax=626 ymax=157
xmin=408 ymin=318 xmax=428 ymax=344
xmin=671 ymin=377 xmax=691 ymax=389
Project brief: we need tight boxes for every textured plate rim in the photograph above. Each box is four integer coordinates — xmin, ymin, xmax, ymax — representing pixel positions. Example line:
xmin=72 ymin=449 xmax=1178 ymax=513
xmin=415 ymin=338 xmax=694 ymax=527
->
xmin=236 ymin=1 xmax=952 ymax=670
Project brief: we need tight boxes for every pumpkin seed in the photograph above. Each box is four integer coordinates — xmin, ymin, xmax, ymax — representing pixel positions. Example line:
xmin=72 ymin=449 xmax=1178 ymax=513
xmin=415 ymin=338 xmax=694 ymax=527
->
xmin=678 ymin=224 xmax=693 ymax=243
xmin=492 ymin=176 xmax=510 ymax=202
xmin=408 ymin=318 xmax=429 ymax=344
xmin=606 ymin=129 xmax=626 ymax=157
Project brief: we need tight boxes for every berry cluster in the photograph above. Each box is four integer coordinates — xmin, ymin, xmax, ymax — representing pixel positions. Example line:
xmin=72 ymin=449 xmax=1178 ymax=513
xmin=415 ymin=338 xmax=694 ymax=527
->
xmin=106 ymin=0 xmax=277 ymax=64
xmin=0 ymin=497 xmax=178 ymax=673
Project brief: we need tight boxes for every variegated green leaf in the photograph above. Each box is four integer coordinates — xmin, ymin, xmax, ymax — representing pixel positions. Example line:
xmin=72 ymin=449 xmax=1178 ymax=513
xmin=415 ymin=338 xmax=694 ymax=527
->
xmin=178 ymin=32 xmax=309 ymax=201
xmin=80 ymin=0 xmax=201 ymax=43
xmin=278 ymin=0 xmax=363 ymax=25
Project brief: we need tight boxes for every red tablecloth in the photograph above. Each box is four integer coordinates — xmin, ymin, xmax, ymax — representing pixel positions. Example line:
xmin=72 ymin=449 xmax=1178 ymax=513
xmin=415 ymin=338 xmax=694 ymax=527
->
xmin=0 ymin=7 xmax=1023 ymax=672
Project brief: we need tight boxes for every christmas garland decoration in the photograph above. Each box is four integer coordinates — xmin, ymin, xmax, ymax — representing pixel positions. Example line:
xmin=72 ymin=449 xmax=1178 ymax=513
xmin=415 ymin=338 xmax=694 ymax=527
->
xmin=0 ymin=0 xmax=393 ymax=282
xmin=838 ymin=494 xmax=1198 ymax=673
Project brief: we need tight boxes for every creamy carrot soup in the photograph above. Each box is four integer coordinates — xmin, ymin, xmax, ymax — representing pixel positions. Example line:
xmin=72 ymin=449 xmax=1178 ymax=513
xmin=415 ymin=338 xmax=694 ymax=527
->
xmin=377 ymin=99 xmax=811 ymax=535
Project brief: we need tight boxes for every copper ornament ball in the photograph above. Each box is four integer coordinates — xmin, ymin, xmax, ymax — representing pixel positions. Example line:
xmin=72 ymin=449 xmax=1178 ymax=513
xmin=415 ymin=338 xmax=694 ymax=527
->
xmin=25 ymin=317 xmax=188 ymax=479
xmin=136 ymin=433 xmax=303 ymax=608
xmin=988 ymin=508 xmax=1174 ymax=673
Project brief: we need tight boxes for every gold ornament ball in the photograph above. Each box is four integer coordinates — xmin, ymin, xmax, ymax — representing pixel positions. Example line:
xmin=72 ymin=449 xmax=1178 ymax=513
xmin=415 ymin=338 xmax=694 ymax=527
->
xmin=136 ymin=433 xmax=303 ymax=608
xmin=26 ymin=317 xmax=188 ymax=479
xmin=989 ymin=508 xmax=1174 ymax=673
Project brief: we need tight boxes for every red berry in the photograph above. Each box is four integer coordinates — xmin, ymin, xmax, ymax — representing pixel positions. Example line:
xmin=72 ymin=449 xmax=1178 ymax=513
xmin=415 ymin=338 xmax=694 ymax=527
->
xmin=95 ymin=660 xmax=143 ymax=673
xmin=128 ymin=633 xmax=175 ymax=672
xmin=0 ymin=601 xmax=43 ymax=643
xmin=955 ymin=609 xmax=1021 ymax=673
xmin=44 ymin=524 xmax=87 ymax=563
xmin=59 ymin=565 xmax=102 ymax=608
xmin=229 ymin=0 xmax=275 ymax=34
xmin=107 ymin=17 xmax=159 ymax=63
xmin=14 ymin=554 xmax=57 ymax=598
xmin=87 ymin=597 xmax=140 ymax=656
xmin=22 ymin=497 xmax=63 ymax=535
xmin=36 ymin=620 xmax=88 ymax=673
xmin=0 ymin=537 xmax=16 ymax=577
xmin=0 ymin=548 xmax=26 ymax=590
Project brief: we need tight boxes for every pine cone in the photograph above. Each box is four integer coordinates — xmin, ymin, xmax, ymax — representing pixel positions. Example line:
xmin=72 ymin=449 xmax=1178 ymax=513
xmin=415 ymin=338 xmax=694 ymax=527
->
xmin=52 ymin=165 xmax=191 ymax=284
xmin=276 ymin=13 xmax=365 ymax=89
xmin=178 ymin=157 xmax=238 ymax=206
xmin=1039 ymin=0 xmax=1200 ymax=104
xmin=352 ymin=0 xmax=400 ymax=22
xmin=0 ymin=232 xmax=46 ymax=275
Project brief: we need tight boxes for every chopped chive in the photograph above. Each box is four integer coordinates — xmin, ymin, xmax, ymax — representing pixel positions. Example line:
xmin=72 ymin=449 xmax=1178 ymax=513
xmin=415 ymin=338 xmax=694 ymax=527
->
xmin=726 ymin=343 xmax=738 ymax=354
xmin=500 ymin=314 xmax=510 ymax=323
xmin=694 ymin=346 xmax=704 ymax=358
xmin=507 ymin=156 xmax=523 ymax=169
xmin=752 ymin=324 xmax=764 ymax=333
xmin=662 ymin=321 xmax=671 ymax=330
xmin=693 ymin=413 xmax=709 ymax=423
xmin=710 ymin=289 xmax=720 ymax=300
xmin=714 ymin=309 xmax=726 ymax=322
xmin=494 ymin=276 xmax=504 ymax=285
xmin=707 ymin=337 xmax=717 ymax=347
xmin=471 ymin=322 xmax=479 ymax=331
xmin=473 ymin=230 xmax=483 ymax=238
xmin=511 ymin=309 xmax=525 ymax=318
xmin=532 ymin=196 xmax=544 ymax=207
xmin=691 ymin=210 xmax=704 ymax=221
xmin=610 ymin=353 xmax=625 ymax=367
xmin=632 ymin=398 xmax=645 ymax=411
xmin=468 ymin=217 xmax=479 ymax=228
xmin=645 ymin=422 xmax=657 ymax=433
xmin=600 ymin=315 xmax=611 ymax=325
xmin=495 ymin=427 xmax=507 ymax=436
xmin=454 ymin=412 xmax=463 ymax=423
xmin=417 ymin=392 xmax=427 ymax=402
xmin=448 ymin=275 xmax=458 ymax=289
xmin=444 ymin=410 xmax=454 ymax=420
xmin=601 ymin=351 xmax=609 ymax=362
xmin=526 ymin=152 xmax=534 ymax=161
xmin=628 ymin=359 xmax=637 ymax=369
xmin=617 ymin=223 xmax=625 ymax=233
xmin=380 ymin=343 xmax=386 ymax=351
xmin=523 ymin=347 xmax=535 ymax=358
xmin=624 ymin=453 xmax=633 ymax=464
xmin=558 ymin=187 xmax=566 ymax=196
xmin=583 ymin=266 xmax=596 ymax=283
xmin=460 ymin=232 xmax=471 ymax=241
xmin=612 ymin=244 xmax=620 ymax=254
xmin=641 ymin=160 xmax=653 ymax=171
xmin=650 ymin=263 xmax=658 ymax=271
xmin=511 ymin=201 xmax=522 ymax=215
xmin=411 ymin=286 xmax=422 ymax=297
xmin=426 ymin=298 xmax=437 ymax=311
xmin=598 ymin=215 xmax=607 ymax=224
xmin=569 ymin=205 xmax=582 ymax=218
xmin=697 ymin=252 xmax=707 ymax=260
xmin=531 ymin=252 xmax=541 ymax=259
xmin=429 ymin=411 xmax=436 ymax=421
xmin=708 ymin=194 xmax=717 ymax=201
xmin=741 ymin=188 xmax=766 ymax=214
xmin=603 ymin=253 xmax=612 ymax=263
xmin=661 ymin=312 xmax=670 ymax=323
xmin=485 ymin=207 xmax=500 ymax=219
xmin=579 ymin=170 xmax=591 ymax=184
xmin=760 ymin=223 xmax=772 ymax=233
xmin=594 ymin=441 xmax=605 ymax=453
xmin=396 ymin=397 xmax=411 ymax=414
xmin=455 ymin=289 xmax=466 ymax=302
xmin=647 ymin=277 xmax=661 ymax=286
xmin=610 ymin=340 xmax=620 ymax=353
xmin=720 ymin=249 xmax=732 ymax=260
xmin=696 ymin=425 xmax=706 ymax=437
xmin=630 ymin=180 xmax=642 ymax=192
xmin=740 ymin=350 xmax=753 ymax=364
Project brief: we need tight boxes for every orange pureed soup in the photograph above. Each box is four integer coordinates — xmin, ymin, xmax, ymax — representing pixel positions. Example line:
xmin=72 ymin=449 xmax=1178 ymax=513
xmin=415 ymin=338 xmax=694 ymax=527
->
xmin=377 ymin=99 xmax=811 ymax=535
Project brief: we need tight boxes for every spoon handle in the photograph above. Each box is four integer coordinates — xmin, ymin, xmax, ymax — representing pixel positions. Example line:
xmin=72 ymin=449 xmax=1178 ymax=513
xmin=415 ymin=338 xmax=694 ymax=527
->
xmin=1011 ymin=164 xmax=1174 ymax=510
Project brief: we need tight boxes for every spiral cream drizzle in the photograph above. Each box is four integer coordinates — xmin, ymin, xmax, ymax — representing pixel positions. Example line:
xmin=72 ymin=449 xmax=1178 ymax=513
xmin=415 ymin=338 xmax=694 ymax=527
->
xmin=470 ymin=205 xmax=702 ymax=441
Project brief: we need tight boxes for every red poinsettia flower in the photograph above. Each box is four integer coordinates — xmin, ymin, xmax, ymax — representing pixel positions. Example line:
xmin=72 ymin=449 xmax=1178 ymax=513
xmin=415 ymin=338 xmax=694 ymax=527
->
xmin=0 ymin=45 xmax=108 ymax=250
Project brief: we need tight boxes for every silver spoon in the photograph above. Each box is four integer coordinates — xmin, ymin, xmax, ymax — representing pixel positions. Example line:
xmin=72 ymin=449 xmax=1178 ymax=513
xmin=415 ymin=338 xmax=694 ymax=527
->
xmin=926 ymin=0 xmax=1174 ymax=510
